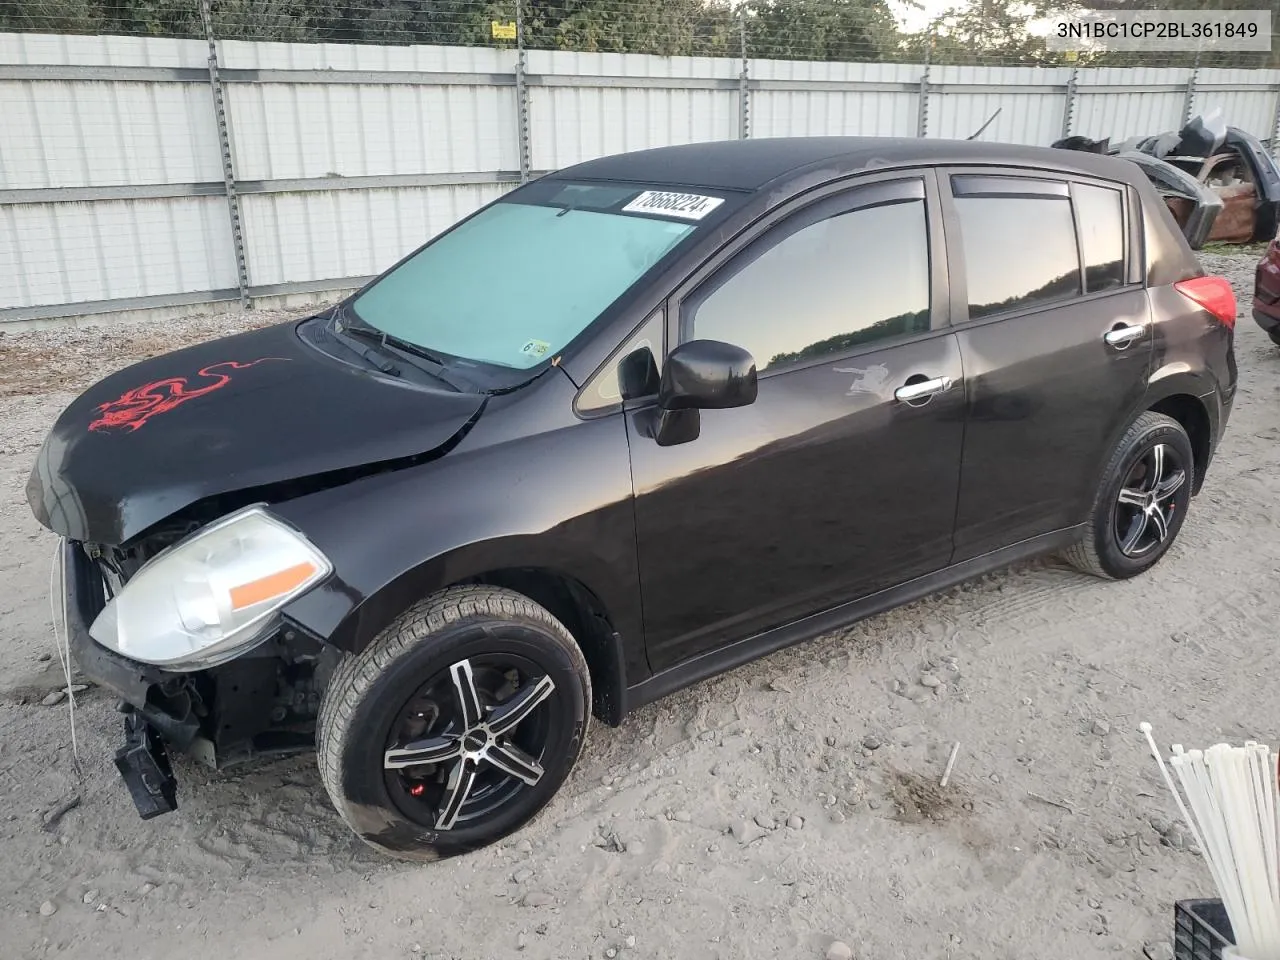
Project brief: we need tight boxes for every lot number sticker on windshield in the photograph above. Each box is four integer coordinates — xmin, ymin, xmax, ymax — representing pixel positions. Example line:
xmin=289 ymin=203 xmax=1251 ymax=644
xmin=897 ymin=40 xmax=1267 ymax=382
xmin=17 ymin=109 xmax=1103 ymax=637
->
xmin=622 ymin=191 xmax=724 ymax=221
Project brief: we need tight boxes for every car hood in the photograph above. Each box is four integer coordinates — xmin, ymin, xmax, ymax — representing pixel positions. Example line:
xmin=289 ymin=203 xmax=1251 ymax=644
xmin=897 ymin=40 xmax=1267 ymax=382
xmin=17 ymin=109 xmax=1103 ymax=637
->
xmin=27 ymin=320 xmax=487 ymax=545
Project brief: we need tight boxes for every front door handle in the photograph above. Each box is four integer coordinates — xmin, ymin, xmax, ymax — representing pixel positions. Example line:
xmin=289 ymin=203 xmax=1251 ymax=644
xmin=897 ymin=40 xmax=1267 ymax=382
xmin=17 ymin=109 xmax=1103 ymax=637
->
xmin=894 ymin=376 xmax=953 ymax=404
xmin=1104 ymin=324 xmax=1146 ymax=349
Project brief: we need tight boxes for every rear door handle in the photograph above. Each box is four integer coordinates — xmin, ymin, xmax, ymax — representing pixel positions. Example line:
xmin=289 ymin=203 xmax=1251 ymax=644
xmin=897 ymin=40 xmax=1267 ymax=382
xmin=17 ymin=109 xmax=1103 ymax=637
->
xmin=894 ymin=376 xmax=953 ymax=404
xmin=1104 ymin=324 xmax=1146 ymax=348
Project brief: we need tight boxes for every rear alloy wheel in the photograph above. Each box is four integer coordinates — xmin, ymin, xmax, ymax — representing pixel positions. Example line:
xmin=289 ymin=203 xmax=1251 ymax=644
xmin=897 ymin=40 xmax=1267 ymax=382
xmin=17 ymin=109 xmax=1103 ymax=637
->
xmin=1063 ymin=411 xmax=1195 ymax=579
xmin=317 ymin=586 xmax=590 ymax=861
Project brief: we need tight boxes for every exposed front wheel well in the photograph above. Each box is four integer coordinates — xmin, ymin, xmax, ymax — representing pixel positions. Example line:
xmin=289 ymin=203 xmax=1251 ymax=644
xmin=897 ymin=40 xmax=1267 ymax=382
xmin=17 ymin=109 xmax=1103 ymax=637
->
xmin=1147 ymin=394 xmax=1212 ymax=494
xmin=459 ymin=568 xmax=626 ymax=727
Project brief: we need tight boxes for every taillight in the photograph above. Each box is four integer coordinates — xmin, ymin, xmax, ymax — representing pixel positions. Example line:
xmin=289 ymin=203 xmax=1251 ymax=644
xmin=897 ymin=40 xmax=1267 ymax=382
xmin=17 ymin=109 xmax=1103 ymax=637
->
xmin=1174 ymin=275 xmax=1236 ymax=329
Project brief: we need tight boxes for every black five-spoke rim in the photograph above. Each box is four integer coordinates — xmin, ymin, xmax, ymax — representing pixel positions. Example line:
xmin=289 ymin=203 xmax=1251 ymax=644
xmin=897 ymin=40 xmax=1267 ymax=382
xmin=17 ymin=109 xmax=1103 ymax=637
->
xmin=1112 ymin=442 xmax=1186 ymax=558
xmin=383 ymin=656 xmax=556 ymax=831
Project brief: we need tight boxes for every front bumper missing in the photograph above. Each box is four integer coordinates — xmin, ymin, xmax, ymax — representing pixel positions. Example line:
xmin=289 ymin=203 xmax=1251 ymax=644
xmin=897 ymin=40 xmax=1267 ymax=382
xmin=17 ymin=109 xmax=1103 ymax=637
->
xmin=115 ymin=709 xmax=178 ymax=819
xmin=61 ymin=539 xmax=329 ymax=818
xmin=61 ymin=541 xmax=201 ymax=745
xmin=61 ymin=540 xmax=192 ymax=818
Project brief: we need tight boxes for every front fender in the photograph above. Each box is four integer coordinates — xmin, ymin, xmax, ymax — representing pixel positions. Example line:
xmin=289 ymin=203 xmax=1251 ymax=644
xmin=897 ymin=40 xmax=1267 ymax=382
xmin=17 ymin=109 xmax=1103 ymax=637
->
xmin=273 ymin=393 xmax=646 ymax=682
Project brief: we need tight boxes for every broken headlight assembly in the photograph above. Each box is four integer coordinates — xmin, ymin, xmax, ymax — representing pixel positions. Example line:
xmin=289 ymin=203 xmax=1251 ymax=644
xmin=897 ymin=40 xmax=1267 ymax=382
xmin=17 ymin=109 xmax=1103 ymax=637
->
xmin=89 ymin=505 xmax=331 ymax=670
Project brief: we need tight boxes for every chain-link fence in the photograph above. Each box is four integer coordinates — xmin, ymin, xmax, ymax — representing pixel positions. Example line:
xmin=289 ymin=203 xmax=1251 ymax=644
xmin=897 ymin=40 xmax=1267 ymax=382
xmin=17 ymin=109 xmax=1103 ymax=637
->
xmin=3 ymin=0 xmax=1279 ymax=68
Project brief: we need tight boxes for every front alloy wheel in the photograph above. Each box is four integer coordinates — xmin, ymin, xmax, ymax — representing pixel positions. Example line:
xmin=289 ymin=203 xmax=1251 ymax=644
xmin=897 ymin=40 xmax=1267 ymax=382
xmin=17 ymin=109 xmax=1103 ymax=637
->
xmin=318 ymin=586 xmax=591 ymax=861
xmin=383 ymin=657 xmax=557 ymax=832
xmin=1064 ymin=410 xmax=1195 ymax=580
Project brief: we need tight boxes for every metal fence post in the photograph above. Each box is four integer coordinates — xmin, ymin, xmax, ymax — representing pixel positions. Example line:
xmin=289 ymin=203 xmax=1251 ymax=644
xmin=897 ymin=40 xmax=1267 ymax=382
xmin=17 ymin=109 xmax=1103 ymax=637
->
xmin=738 ymin=8 xmax=750 ymax=140
xmin=1182 ymin=50 xmax=1201 ymax=127
xmin=199 ymin=0 xmax=249 ymax=309
xmin=515 ymin=0 xmax=531 ymax=183
xmin=916 ymin=31 xmax=932 ymax=139
xmin=1061 ymin=65 xmax=1078 ymax=140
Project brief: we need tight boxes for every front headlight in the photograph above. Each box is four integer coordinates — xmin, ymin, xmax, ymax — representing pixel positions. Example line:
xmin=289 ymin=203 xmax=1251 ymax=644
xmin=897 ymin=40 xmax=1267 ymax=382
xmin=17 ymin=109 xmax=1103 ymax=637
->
xmin=89 ymin=505 xmax=331 ymax=670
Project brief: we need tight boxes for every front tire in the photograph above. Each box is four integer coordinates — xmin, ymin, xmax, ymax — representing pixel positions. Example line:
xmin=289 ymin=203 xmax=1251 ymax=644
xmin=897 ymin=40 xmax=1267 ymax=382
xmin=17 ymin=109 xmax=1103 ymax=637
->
xmin=1063 ymin=411 xmax=1194 ymax=580
xmin=317 ymin=585 xmax=591 ymax=861
xmin=1269 ymin=330 xmax=1280 ymax=347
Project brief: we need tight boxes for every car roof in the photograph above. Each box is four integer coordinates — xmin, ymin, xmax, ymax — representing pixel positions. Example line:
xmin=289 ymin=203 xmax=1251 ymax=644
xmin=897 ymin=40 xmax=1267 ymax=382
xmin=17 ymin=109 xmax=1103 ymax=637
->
xmin=550 ymin=137 xmax=1143 ymax=193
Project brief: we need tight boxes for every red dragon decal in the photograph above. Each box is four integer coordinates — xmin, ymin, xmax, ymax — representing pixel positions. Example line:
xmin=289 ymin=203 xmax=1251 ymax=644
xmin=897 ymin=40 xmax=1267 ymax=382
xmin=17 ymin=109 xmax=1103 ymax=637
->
xmin=88 ymin=359 xmax=287 ymax=434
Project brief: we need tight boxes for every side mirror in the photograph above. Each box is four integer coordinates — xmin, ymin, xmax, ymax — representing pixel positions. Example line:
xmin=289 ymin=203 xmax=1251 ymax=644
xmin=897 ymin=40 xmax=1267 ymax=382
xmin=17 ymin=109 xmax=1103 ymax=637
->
xmin=645 ymin=340 xmax=757 ymax=447
xmin=658 ymin=339 xmax=758 ymax=411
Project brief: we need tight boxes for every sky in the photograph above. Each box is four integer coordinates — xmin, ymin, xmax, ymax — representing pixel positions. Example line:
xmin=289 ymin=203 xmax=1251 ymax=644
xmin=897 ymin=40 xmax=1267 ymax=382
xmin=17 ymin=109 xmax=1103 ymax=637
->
xmin=888 ymin=0 xmax=967 ymax=32
xmin=889 ymin=0 xmax=1065 ymax=43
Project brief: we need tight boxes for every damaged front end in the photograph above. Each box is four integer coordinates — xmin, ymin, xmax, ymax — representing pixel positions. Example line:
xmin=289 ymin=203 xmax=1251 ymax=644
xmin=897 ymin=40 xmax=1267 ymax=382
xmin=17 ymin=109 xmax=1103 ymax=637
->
xmin=60 ymin=514 xmax=341 ymax=819
xmin=24 ymin=316 xmax=495 ymax=818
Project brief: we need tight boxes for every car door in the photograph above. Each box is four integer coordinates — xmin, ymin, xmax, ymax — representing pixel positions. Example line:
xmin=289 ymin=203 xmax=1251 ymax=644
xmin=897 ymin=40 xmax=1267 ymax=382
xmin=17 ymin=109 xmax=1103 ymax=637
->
xmin=624 ymin=174 xmax=967 ymax=673
xmin=941 ymin=169 xmax=1154 ymax=561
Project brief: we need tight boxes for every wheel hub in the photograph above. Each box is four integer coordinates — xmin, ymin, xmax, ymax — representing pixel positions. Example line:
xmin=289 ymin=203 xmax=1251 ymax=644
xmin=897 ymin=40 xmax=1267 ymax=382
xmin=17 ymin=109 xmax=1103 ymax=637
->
xmin=383 ymin=658 xmax=557 ymax=831
xmin=1113 ymin=442 xmax=1186 ymax=558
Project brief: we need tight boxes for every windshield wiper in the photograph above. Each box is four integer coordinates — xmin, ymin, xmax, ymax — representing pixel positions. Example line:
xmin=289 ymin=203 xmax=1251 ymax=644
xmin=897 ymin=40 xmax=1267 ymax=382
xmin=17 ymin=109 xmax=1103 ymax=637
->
xmin=327 ymin=326 xmax=403 ymax=376
xmin=333 ymin=307 xmax=477 ymax=393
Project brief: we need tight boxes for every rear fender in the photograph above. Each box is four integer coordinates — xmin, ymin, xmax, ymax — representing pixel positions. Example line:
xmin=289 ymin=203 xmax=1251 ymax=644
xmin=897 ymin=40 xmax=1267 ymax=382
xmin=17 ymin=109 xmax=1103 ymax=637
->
xmin=1108 ymin=369 xmax=1219 ymax=495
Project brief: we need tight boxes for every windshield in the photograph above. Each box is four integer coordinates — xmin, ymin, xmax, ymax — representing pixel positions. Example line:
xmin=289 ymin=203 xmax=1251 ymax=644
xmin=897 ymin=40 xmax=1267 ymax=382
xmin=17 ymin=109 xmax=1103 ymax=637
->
xmin=350 ymin=182 xmax=719 ymax=370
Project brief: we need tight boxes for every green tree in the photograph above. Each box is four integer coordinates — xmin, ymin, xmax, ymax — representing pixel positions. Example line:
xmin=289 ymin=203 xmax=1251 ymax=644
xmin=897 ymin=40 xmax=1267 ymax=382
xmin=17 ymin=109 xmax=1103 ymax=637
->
xmin=521 ymin=0 xmax=736 ymax=56
xmin=0 ymin=0 xmax=101 ymax=32
xmin=211 ymin=0 xmax=313 ymax=40
xmin=909 ymin=0 xmax=1080 ymax=66
xmin=744 ymin=0 xmax=898 ymax=62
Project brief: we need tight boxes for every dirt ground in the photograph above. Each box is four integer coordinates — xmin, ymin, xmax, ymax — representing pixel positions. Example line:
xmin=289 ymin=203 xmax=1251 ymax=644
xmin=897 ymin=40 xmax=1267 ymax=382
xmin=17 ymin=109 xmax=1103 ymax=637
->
xmin=1 ymin=250 xmax=1277 ymax=960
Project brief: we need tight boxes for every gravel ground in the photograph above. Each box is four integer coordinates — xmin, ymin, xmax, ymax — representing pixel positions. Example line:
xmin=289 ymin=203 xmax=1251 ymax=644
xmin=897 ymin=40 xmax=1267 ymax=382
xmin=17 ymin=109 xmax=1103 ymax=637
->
xmin=1 ymin=252 xmax=1278 ymax=960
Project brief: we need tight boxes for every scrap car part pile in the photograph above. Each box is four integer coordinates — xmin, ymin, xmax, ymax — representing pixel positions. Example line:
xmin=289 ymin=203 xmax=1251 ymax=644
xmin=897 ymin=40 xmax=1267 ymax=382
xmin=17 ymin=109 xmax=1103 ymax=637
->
xmin=1054 ymin=109 xmax=1280 ymax=249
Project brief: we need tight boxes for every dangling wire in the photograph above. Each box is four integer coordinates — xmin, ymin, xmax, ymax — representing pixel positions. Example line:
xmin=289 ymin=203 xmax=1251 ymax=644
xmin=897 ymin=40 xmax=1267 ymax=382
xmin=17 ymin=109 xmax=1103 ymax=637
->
xmin=48 ymin=539 xmax=83 ymax=781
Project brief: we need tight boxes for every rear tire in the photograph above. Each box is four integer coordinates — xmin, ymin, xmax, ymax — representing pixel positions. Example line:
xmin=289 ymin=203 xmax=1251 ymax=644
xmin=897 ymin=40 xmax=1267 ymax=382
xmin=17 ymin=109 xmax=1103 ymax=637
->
xmin=317 ymin=585 xmax=591 ymax=862
xmin=1269 ymin=330 xmax=1280 ymax=347
xmin=1063 ymin=411 xmax=1195 ymax=580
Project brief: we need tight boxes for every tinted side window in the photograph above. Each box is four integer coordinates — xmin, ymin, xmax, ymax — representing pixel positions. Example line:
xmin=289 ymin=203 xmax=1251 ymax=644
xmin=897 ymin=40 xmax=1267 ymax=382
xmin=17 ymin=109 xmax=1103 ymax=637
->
xmin=1074 ymin=183 xmax=1126 ymax=292
xmin=953 ymin=192 xmax=1082 ymax=320
xmin=685 ymin=199 xmax=931 ymax=373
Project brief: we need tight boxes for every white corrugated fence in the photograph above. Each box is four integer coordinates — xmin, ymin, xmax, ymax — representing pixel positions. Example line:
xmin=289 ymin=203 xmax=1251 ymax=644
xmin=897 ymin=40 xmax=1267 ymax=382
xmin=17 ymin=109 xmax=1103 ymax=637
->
xmin=3 ymin=31 xmax=1280 ymax=326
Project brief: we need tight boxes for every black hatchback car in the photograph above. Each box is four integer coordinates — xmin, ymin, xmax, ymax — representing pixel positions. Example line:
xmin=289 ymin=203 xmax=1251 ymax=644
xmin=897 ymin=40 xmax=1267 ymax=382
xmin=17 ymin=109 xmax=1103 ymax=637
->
xmin=28 ymin=137 xmax=1236 ymax=861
